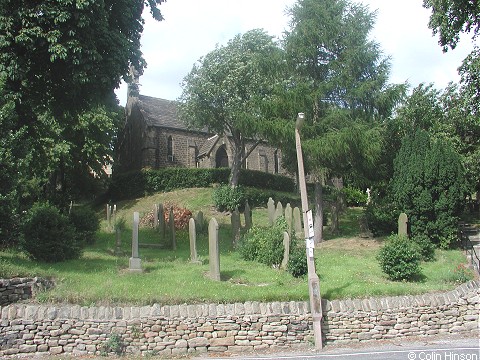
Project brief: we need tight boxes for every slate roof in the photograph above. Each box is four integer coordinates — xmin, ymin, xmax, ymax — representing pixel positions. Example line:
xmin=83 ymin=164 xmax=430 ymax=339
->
xmin=137 ymin=95 xmax=208 ymax=133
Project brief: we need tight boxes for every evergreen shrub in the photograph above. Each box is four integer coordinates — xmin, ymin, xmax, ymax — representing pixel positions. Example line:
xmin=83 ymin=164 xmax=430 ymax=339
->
xmin=392 ymin=130 xmax=467 ymax=248
xmin=342 ymin=187 xmax=368 ymax=207
xmin=377 ymin=234 xmax=422 ymax=281
xmin=69 ymin=206 xmax=99 ymax=245
xmin=212 ymin=185 xmax=246 ymax=212
xmin=412 ymin=234 xmax=436 ymax=262
xmin=286 ymin=238 xmax=308 ymax=278
xmin=21 ymin=202 xmax=82 ymax=262
xmin=240 ymin=218 xmax=286 ymax=267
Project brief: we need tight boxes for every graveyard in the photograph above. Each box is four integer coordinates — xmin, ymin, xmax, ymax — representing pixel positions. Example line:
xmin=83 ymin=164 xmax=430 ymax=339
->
xmin=0 ymin=187 xmax=473 ymax=306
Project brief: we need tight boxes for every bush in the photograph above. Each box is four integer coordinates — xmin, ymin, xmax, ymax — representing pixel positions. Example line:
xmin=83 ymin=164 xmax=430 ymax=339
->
xmin=377 ymin=234 xmax=422 ymax=281
xmin=69 ymin=206 xmax=100 ymax=245
xmin=212 ymin=185 xmax=246 ymax=212
xmin=412 ymin=234 xmax=435 ymax=262
xmin=342 ymin=187 xmax=368 ymax=207
xmin=21 ymin=202 xmax=82 ymax=263
xmin=240 ymin=218 xmax=286 ymax=267
xmin=286 ymin=238 xmax=308 ymax=278
xmin=364 ymin=199 xmax=400 ymax=237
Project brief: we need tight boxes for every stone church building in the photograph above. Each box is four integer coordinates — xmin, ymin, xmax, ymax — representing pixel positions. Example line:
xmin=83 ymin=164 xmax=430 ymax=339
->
xmin=115 ymin=90 xmax=285 ymax=175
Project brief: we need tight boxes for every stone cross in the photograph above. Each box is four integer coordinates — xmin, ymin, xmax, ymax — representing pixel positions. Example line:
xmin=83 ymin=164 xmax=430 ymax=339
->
xmin=244 ymin=201 xmax=252 ymax=231
xmin=398 ymin=212 xmax=408 ymax=236
xmin=285 ymin=203 xmax=293 ymax=237
xmin=158 ymin=203 xmax=165 ymax=240
xmin=129 ymin=212 xmax=142 ymax=272
xmin=208 ymin=218 xmax=221 ymax=281
xmin=274 ymin=201 xmax=283 ymax=223
xmin=195 ymin=211 xmax=204 ymax=233
xmin=189 ymin=217 xmax=200 ymax=263
xmin=267 ymin=197 xmax=275 ymax=226
xmin=293 ymin=207 xmax=303 ymax=237
xmin=281 ymin=231 xmax=291 ymax=270
xmin=169 ymin=207 xmax=176 ymax=250
xmin=231 ymin=208 xmax=241 ymax=246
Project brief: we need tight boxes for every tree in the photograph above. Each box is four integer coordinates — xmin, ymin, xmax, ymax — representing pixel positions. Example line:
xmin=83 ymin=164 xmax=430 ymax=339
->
xmin=0 ymin=0 xmax=164 ymax=245
xmin=281 ymin=0 xmax=405 ymax=241
xmin=178 ymin=29 xmax=284 ymax=187
xmin=392 ymin=130 xmax=467 ymax=248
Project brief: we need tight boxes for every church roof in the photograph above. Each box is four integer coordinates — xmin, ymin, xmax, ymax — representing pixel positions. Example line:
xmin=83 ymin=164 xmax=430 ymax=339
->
xmin=137 ymin=95 xmax=207 ymax=133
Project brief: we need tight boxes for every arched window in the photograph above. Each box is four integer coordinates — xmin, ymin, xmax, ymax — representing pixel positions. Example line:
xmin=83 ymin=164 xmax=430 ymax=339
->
xmin=274 ymin=150 xmax=279 ymax=174
xmin=167 ymin=136 xmax=174 ymax=162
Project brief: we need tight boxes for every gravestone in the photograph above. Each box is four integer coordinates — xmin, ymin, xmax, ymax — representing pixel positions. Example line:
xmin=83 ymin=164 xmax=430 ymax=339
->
xmin=129 ymin=212 xmax=142 ymax=272
xmin=153 ymin=204 xmax=159 ymax=229
xmin=114 ymin=228 xmax=123 ymax=256
xmin=281 ymin=231 xmax=291 ymax=269
xmin=231 ymin=208 xmax=241 ymax=246
xmin=398 ymin=212 xmax=408 ymax=236
xmin=189 ymin=218 xmax=200 ymax=263
xmin=285 ymin=203 xmax=293 ymax=237
xmin=169 ymin=207 xmax=176 ymax=250
xmin=244 ymin=201 xmax=252 ymax=231
xmin=274 ymin=201 xmax=283 ymax=222
xmin=158 ymin=203 xmax=165 ymax=240
xmin=208 ymin=218 xmax=221 ymax=281
xmin=106 ymin=204 xmax=112 ymax=232
xmin=293 ymin=207 xmax=303 ymax=237
xmin=112 ymin=205 xmax=117 ymax=233
xmin=195 ymin=211 xmax=205 ymax=233
xmin=267 ymin=197 xmax=275 ymax=226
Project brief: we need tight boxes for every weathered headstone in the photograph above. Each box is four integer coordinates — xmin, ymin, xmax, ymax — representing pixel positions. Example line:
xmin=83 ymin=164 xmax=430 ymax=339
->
xmin=189 ymin=218 xmax=200 ymax=263
xmin=114 ymin=228 xmax=123 ymax=256
xmin=274 ymin=201 xmax=283 ymax=222
xmin=129 ymin=212 xmax=142 ymax=272
xmin=169 ymin=207 xmax=176 ymax=250
xmin=106 ymin=204 xmax=112 ymax=231
xmin=244 ymin=201 xmax=252 ymax=231
xmin=153 ymin=204 xmax=159 ymax=229
xmin=285 ymin=203 xmax=293 ymax=237
xmin=195 ymin=211 xmax=205 ymax=233
xmin=293 ymin=207 xmax=303 ymax=237
xmin=158 ymin=203 xmax=165 ymax=239
xmin=398 ymin=212 xmax=408 ymax=236
xmin=267 ymin=197 xmax=275 ymax=226
xmin=231 ymin=208 xmax=241 ymax=246
xmin=208 ymin=218 xmax=221 ymax=281
xmin=112 ymin=205 xmax=117 ymax=233
xmin=281 ymin=231 xmax=291 ymax=269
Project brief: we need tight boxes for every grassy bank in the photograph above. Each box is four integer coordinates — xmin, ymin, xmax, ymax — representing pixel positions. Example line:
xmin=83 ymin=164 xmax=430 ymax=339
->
xmin=0 ymin=188 xmax=473 ymax=305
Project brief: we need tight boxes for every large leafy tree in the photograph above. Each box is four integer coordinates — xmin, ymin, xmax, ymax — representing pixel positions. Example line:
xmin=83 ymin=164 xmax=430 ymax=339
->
xmin=0 ymin=0 xmax=164 ymax=245
xmin=280 ymin=0 xmax=405 ymax=241
xmin=178 ymin=29 xmax=284 ymax=187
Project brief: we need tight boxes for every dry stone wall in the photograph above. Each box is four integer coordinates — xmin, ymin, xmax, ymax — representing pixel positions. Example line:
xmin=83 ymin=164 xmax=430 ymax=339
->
xmin=0 ymin=280 xmax=478 ymax=357
xmin=0 ymin=278 xmax=53 ymax=306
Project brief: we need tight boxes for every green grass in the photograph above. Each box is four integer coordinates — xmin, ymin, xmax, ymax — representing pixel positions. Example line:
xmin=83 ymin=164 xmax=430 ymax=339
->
xmin=0 ymin=188 xmax=475 ymax=305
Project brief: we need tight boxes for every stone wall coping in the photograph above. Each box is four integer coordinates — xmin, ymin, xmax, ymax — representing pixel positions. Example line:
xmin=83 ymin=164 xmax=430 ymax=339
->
xmin=1 ymin=280 xmax=477 ymax=321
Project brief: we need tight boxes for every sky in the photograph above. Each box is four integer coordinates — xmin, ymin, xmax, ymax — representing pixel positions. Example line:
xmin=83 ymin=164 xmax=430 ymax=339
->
xmin=115 ymin=0 xmax=474 ymax=105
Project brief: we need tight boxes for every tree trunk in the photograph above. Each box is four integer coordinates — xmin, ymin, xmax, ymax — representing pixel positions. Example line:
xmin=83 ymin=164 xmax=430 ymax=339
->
xmin=314 ymin=179 xmax=323 ymax=245
xmin=228 ymin=132 xmax=244 ymax=188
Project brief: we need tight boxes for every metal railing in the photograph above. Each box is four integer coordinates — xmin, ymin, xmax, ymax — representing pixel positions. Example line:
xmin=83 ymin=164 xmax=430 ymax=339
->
xmin=459 ymin=223 xmax=480 ymax=276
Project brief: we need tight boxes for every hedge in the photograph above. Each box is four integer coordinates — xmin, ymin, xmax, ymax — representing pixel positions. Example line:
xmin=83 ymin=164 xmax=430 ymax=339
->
xmin=107 ymin=168 xmax=295 ymax=201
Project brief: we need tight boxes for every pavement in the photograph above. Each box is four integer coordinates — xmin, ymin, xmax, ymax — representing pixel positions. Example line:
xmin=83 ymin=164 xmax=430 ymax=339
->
xmin=190 ymin=333 xmax=480 ymax=360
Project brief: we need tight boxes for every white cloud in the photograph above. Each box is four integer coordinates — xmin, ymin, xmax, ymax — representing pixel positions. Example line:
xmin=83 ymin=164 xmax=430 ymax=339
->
xmin=116 ymin=0 xmax=474 ymax=105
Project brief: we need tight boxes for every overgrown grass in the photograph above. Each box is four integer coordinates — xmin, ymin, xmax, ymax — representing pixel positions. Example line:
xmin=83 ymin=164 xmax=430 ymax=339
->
xmin=0 ymin=188 xmax=474 ymax=305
